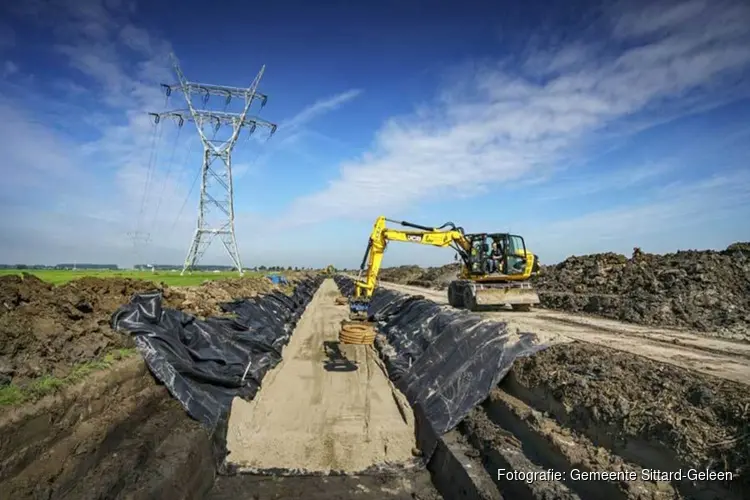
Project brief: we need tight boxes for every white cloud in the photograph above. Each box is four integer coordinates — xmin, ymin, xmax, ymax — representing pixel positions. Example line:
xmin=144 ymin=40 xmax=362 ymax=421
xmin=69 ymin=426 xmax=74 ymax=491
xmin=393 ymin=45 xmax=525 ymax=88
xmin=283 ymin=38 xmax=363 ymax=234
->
xmin=277 ymin=0 xmax=750 ymax=228
xmin=368 ymin=169 xmax=750 ymax=268
xmin=526 ymin=170 xmax=750 ymax=260
xmin=2 ymin=60 xmax=18 ymax=78
xmin=119 ymin=23 xmax=152 ymax=54
xmin=235 ymin=89 xmax=363 ymax=182
xmin=2 ymin=0 xmax=749 ymax=268
xmin=279 ymin=89 xmax=362 ymax=132
xmin=531 ymin=162 xmax=675 ymax=202
xmin=0 ymin=99 xmax=86 ymax=191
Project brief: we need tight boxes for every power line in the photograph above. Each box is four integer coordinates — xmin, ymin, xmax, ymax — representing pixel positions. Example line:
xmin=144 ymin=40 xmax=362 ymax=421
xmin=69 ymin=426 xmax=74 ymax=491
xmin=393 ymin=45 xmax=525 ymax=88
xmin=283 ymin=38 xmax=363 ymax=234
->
xmin=149 ymin=125 xmax=183 ymax=233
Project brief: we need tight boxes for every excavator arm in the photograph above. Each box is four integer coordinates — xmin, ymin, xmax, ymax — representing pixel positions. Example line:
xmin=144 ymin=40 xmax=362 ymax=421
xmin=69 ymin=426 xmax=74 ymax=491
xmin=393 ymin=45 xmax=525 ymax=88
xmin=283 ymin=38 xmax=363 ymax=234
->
xmin=350 ymin=216 xmax=471 ymax=314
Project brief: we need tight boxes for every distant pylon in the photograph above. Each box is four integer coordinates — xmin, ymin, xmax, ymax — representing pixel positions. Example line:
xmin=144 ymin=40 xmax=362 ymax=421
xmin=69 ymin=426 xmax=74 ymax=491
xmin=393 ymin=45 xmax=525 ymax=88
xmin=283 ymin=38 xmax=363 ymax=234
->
xmin=127 ymin=231 xmax=151 ymax=269
xmin=148 ymin=53 xmax=277 ymax=276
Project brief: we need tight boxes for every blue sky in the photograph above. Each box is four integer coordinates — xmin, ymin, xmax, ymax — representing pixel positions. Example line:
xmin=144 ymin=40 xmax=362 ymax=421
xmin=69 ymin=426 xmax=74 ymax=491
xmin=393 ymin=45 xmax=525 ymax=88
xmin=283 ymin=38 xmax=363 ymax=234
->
xmin=0 ymin=0 xmax=748 ymax=269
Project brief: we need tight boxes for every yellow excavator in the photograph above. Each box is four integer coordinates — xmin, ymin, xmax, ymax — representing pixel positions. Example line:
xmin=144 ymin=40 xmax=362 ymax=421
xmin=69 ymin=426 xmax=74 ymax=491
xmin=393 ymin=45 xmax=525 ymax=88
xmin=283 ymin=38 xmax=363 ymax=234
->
xmin=324 ymin=264 xmax=336 ymax=275
xmin=349 ymin=216 xmax=540 ymax=318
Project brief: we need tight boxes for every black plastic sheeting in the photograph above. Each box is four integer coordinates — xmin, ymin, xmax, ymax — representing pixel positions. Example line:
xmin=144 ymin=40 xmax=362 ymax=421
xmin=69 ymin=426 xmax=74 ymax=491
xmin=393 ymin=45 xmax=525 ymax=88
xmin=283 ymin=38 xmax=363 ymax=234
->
xmin=111 ymin=276 xmax=324 ymax=432
xmin=334 ymin=276 xmax=548 ymax=460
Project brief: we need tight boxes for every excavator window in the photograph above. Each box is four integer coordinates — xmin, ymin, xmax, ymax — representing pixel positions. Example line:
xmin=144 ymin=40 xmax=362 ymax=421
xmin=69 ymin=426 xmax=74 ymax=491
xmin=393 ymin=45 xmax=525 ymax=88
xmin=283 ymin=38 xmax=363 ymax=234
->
xmin=505 ymin=235 xmax=527 ymax=275
xmin=469 ymin=239 xmax=483 ymax=273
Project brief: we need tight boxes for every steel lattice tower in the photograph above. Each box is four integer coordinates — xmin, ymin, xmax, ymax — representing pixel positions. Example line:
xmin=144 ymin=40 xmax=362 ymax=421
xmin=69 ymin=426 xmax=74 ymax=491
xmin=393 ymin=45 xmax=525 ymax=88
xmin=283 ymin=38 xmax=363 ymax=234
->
xmin=149 ymin=53 xmax=277 ymax=276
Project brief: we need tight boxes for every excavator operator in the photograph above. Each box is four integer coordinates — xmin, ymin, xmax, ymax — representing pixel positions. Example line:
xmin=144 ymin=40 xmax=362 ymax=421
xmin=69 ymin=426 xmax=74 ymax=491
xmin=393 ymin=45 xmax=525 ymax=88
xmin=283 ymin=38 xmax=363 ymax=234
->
xmin=487 ymin=240 xmax=504 ymax=273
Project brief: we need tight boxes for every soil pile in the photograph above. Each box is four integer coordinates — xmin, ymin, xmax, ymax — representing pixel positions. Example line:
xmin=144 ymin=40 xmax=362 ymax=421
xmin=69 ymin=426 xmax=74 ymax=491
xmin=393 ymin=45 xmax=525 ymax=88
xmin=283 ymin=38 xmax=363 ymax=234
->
xmin=534 ymin=244 xmax=750 ymax=340
xmin=379 ymin=263 xmax=460 ymax=290
xmin=378 ymin=265 xmax=423 ymax=284
xmin=409 ymin=263 xmax=460 ymax=289
xmin=0 ymin=273 xmax=294 ymax=385
xmin=509 ymin=342 xmax=750 ymax=495
xmin=165 ymin=275 xmax=280 ymax=317
xmin=0 ymin=274 xmax=158 ymax=383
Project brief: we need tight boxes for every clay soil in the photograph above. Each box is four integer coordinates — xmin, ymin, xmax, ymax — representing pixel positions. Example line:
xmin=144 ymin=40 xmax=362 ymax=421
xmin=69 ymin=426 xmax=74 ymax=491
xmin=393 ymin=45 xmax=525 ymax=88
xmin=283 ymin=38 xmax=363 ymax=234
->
xmin=379 ymin=264 xmax=459 ymax=290
xmin=0 ymin=272 xmax=291 ymax=385
xmin=1 ymin=275 xmax=443 ymax=500
xmin=535 ymin=245 xmax=750 ymax=341
xmin=209 ymin=474 xmax=442 ymax=500
xmin=371 ymin=280 xmax=748 ymax=498
xmin=505 ymin=342 xmax=749 ymax=498
xmin=0 ymin=358 xmax=215 ymax=500
xmin=381 ymin=281 xmax=750 ymax=385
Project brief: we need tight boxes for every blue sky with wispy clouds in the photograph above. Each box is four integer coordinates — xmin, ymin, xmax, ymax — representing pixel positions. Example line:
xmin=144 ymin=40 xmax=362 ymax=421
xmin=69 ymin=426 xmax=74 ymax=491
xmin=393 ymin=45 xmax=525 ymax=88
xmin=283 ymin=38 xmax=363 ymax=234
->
xmin=0 ymin=0 xmax=748 ymax=268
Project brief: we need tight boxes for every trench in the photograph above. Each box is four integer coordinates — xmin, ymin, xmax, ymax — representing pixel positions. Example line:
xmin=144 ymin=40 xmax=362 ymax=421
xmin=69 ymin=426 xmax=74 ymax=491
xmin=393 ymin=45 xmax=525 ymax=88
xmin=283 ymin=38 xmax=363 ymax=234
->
xmin=1 ymin=277 xmax=746 ymax=499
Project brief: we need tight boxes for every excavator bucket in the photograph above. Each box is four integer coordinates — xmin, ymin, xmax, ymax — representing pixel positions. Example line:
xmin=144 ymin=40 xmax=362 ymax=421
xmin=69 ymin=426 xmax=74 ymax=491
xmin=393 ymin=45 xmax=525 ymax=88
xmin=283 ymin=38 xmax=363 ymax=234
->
xmin=474 ymin=282 xmax=540 ymax=309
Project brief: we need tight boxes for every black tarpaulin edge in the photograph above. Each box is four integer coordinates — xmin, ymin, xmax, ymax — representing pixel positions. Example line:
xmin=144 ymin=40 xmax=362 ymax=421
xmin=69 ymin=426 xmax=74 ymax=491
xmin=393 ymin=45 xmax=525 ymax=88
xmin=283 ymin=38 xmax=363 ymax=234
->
xmin=111 ymin=276 xmax=325 ymax=446
xmin=333 ymin=275 xmax=549 ymax=461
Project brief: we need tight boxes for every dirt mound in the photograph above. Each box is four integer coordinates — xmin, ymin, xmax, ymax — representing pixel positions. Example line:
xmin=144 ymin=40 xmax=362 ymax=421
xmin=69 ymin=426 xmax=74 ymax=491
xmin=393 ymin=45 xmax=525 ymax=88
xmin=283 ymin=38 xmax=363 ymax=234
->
xmin=379 ymin=263 xmax=460 ymax=290
xmin=0 ymin=273 xmax=289 ymax=386
xmin=378 ymin=265 xmax=424 ymax=284
xmin=507 ymin=342 xmax=750 ymax=496
xmin=409 ymin=263 xmax=461 ymax=289
xmin=165 ymin=275 xmax=279 ymax=318
xmin=534 ymin=244 xmax=750 ymax=340
xmin=0 ymin=274 xmax=159 ymax=383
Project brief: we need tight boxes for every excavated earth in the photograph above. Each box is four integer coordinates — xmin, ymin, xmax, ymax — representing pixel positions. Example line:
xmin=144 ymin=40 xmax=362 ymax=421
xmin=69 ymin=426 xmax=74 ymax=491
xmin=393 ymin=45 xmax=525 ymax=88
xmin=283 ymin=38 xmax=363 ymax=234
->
xmin=482 ymin=342 xmax=749 ymax=499
xmin=0 ymin=273 xmax=300 ymax=385
xmin=379 ymin=263 xmax=460 ymax=290
xmin=534 ymin=245 xmax=750 ymax=341
xmin=2 ymin=261 xmax=749 ymax=499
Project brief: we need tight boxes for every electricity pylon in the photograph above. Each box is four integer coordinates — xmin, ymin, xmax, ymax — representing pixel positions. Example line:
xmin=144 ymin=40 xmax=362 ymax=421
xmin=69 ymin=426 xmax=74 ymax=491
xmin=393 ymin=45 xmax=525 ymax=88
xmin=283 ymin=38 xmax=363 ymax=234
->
xmin=127 ymin=231 xmax=151 ymax=270
xmin=148 ymin=53 xmax=276 ymax=276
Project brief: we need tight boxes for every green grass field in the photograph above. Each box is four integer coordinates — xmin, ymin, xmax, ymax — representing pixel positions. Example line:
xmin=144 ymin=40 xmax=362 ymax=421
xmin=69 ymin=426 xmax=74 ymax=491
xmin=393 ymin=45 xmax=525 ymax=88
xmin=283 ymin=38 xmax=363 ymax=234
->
xmin=0 ymin=269 xmax=269 ymax=286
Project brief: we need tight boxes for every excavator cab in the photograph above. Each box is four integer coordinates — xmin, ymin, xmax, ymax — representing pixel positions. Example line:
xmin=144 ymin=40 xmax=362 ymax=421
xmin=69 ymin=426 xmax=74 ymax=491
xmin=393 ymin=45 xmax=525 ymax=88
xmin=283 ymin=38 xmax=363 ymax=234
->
xmin=463 ymin=233 xmax=531 ymax=277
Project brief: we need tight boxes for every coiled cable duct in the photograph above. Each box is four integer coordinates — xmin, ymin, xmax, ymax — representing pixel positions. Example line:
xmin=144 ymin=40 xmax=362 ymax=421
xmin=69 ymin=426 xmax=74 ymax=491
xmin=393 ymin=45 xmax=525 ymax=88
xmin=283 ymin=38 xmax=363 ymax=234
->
xmin=339 ymin=322 xmax=376 ymax=345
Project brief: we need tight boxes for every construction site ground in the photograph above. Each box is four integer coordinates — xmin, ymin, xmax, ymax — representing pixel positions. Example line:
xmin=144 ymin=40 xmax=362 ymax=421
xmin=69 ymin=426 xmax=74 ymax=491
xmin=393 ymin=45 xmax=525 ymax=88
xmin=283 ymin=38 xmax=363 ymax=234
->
xmin=1 ymin=268 xmax=748 ymax=499
xmin=381 ymin=281 xmax=750 ymax=385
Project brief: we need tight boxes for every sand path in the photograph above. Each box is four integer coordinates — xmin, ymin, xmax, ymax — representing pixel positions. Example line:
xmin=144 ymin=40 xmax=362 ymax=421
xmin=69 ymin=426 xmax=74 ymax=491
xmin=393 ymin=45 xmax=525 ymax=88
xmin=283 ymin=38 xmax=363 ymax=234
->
xmin=225 ymin=279 xmax=416 ymax=473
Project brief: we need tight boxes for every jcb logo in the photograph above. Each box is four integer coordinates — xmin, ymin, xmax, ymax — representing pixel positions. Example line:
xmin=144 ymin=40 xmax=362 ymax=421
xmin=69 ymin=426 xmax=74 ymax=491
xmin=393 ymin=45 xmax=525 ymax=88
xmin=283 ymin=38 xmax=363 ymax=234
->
xmin=407 ymin=235 xmax=421 ymax=242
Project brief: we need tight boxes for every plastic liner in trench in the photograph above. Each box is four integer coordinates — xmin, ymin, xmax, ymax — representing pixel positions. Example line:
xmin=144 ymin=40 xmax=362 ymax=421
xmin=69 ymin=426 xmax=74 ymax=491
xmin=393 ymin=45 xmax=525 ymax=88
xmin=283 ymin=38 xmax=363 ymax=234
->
xmin=111 ymin=276 xmax=323 ymax=435
xmin=334 ymin=276 xmax=548 ymax=460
